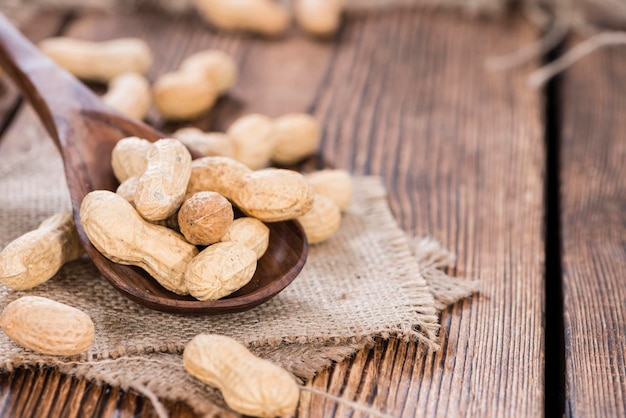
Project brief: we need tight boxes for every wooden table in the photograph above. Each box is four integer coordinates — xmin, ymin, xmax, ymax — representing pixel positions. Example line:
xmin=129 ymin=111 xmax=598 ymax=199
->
xmin=0 ymin=7 xmax=624 ymax=417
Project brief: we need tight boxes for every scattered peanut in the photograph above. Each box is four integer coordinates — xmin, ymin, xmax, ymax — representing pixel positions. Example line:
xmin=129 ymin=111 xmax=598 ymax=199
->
xmin=192 ymin=0 xmax=290 ymax=37
xmin=184 ymin=242 xmax=256 ymax=301
xmin=39 ymin=37 xmax=153 ymax=83
xmin=183 ymin=334 xmax=300 ymax=417
xmin=111 ymin=136 xmax=152 ymax=183
xmin=0 ymin=212 xmax=84 ymax=290
xmin=135 ymin=138 xmax=192 ymax=221
xmin=180 ymin=49 xmax=237 ymax=95
xmin=102 ymin=72 xmax=151 ymax=120
xmin=227 ymin=114 xmax=277 ymax=170
xmin=154 ymin=48 xmax=236 ymax=120
xmin=0 ymin=296 xmax=94 ymax=356
xmin=271 ymin=113 xmax=320 ymax=165
xmin=294 ymin=0 xmax=345 ymax=37
xmin=80 ymin=190 xmax=198 ymax=295
xmin=173 ymin=127 xmax=235 ymax=158
xmin=304 ymin=169 xmax=353 ymax=211
xmin=153 ymin=71 xmax=218 ymax=121
xmin=178 ymin=192 xmax=234 ymax=246
xmin=219 ymin=217 xmax=270 ymax=260
xmin=297 ymin=194 xmax=341 ymax=244
xmin=225 ymin=113 xmax=321 ymax=168
xmin=188 ymin=157 xmax=314 ymax=222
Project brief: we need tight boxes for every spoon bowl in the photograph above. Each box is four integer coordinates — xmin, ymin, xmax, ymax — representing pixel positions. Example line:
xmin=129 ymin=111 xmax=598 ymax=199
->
xmin=0 ymin=14 xmax=307 ymax=314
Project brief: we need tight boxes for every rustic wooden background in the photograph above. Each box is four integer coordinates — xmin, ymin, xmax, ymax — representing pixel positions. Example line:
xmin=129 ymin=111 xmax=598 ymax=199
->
xmin=0 ymin=6 xmax=623 ymax=417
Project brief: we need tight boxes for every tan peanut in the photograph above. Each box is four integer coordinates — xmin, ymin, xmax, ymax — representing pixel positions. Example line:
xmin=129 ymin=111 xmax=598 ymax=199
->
xmin=297 ymin=194 xmax=341 ymax=244
xmin=80 ymin=190 xmax=198 ymax=295
xmin=294 ymin=0 xmax=345 ymax=37
xmin=271 ymin=113 xmax=321 ymax=165
xmin=102 ymin=72 xmax=151 ymax=120
xmin=39 ymin=37 xmax=153 ymax=83
xmin=173 ymin=127 xmax=235 ymax=158
xmin=180 ymin=49 xmax=238 ymax=95
xmin=111 ymin=136 xmax=153 ymax=183
xmin=188 ymin=156 xmax=251 ymax=197
xmin=178 ymin=192 xmax=234 ymax=246
xmin=220 ymin=217 xmax=270 ymax=259
xmin=184 ymin=241 xmax=256 ymax=301
xmin=0 ymin=212 xmax=84 ymax=290
xmin=304 ymin=169 xmax=353 ymax=211
xmin=153 ymin=71 xmax=218 ymax=121
xmin=192 ymin=0 xmax=290 ymax=37
xmin=0 ymin=296 xmax=94 ymax=356
xmin=227 ymin=114 xmax=277 ymax=170
xmin=154 ymin=48 xmax=237 ymax=120
xmin=135 ymin=138 xmax=192 ymax=221
xmin=183 ymin=334 xmax=299 ymax=416
xmin=188 ymin=157 xmax=314 ymax=222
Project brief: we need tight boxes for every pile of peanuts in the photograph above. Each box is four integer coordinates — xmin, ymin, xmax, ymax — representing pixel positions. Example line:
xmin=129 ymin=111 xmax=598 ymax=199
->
xmin=80 ymin=134 xmax=352 ymax=301
xmin=0 ymin=5 xmax=359 ymax=415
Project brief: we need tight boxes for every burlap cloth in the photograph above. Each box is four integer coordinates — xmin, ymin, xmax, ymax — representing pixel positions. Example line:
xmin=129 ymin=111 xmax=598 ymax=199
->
xmin=0 ymin=107 xmax=479 ymax=416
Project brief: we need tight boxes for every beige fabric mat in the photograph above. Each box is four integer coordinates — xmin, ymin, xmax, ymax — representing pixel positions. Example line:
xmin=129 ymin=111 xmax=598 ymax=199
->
xmin=0 ymin=108 xmax=478 ymax=416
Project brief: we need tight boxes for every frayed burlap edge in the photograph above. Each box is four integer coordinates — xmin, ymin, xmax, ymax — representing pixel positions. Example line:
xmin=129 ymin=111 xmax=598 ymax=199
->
xmin=410 ymin=237 xmax=480 ymax=310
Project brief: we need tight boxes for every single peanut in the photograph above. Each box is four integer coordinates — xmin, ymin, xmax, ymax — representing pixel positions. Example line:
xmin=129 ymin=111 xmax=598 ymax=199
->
xmin=0 ymin=212 xmax=84 ymax=290
xmin=180 ymin=49 xmax=237 ymax=95
xmin=227 ymin=113 xmax=277 ymax=170
xmin=153 ymin=71 xmax=218 ymax=121
xmin=102 ymin=72 xmax=151 ymax=120
xmin=192 ymin=0 xmax=290 ymax=37
xmin=294 ymin=0 xmax=345 ymax=37
xmin=80 ymin=190 xmax=198 ymax=295
xmin=0 ymin=296 xmax=94 ymax=356
xmin=220 ymin=217 xmax=270 ymax=259
xmin=226 ymin=113 xmax=321 ymax=168
xmin=304 ymin=169 xmax=353 ymax=211
xmin=39 ymin=37 xmax=153 ymax=83
xmin=111 ymin=136 xmax=153 ymax=183
xmin=173 ymin=127 xmax=235 ymax=158
xmin=238 ymin=168 xmax=314 ymax=222
xmin=184 ymin=241 xmax=256 ymax=301
xmin=178 ymin=192 xmax=234 ymax=246
xmin=154 ymin=48 xmax=236 ymax=120
xmin=297 ymin=194 xmax=341 ymax=244
xmin=188 ymin=156 xmax=250 ymax=197
xmin=184 ymin=334 xmax=300 ymax=417
xmin=135 ymin=138 xmax=192 ymax=221
xmin=271 ymin=113 xmax=321 ymax=165
xmin=188 ymin=157 xmax=314 ymax=222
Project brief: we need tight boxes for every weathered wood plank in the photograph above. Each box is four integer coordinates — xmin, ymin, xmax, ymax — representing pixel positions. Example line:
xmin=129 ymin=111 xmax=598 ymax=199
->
xmin=299 ymin=10 xmax=545 ymax=418
xmin=0 ymin=8 xmax=545 ymax=418
xmin=560 ymin=40 xmax=626 ymax=417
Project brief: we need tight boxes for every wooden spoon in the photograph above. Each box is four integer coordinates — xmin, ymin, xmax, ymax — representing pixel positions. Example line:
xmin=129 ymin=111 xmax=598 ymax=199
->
xmin=0 ymin=13 xmax=307 ymax=314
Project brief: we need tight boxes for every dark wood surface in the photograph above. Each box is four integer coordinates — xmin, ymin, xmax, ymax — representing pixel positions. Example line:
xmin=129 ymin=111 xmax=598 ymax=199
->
xmin=559 ymin=40 xmax=626 ymax=417
xmin=0 ymin=6 xmax=621 ymax=418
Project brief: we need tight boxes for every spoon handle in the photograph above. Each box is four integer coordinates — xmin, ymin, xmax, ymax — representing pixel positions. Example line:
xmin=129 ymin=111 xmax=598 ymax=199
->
xmin=0 ymin=13 xmax=110 ymax=148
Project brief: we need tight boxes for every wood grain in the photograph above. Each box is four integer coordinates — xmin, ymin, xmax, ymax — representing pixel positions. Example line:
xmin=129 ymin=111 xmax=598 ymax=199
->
xmin=0 ymin=8 xmax=546 ymax=418
xmin=301 ymin=11 xmax=545 ymax=418
xmin=559 ymin=39 xmax=626 ymax=417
